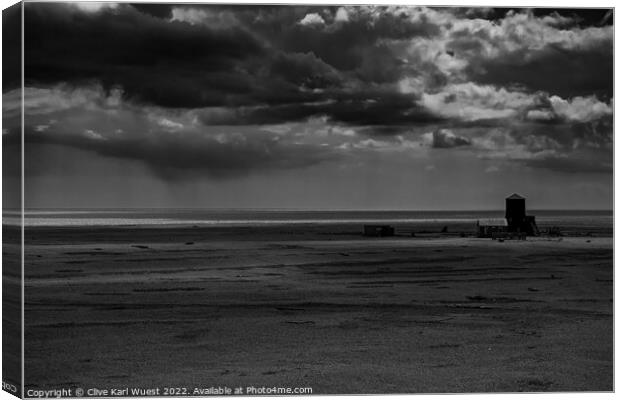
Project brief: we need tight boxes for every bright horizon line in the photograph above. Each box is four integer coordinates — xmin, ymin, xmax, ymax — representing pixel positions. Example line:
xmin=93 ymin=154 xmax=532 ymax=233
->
xmin=12 ymin=207 xmax=615 ymax=212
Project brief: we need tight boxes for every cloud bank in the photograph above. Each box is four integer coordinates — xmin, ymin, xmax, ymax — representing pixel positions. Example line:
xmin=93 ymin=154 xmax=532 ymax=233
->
xmin=10 ymin=4 xmax=612 ymax=180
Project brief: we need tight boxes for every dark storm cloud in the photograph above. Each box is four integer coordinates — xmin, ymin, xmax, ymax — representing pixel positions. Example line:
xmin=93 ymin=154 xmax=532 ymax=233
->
xmin=272 ymin=7 xmax=442 ymax=72
xmin=441 ymin=7 xmax=496 ymax=19
xmin=195 ymin=90 xmax=443 ymax=127
xmin=20 ymin=4 xmax=613 ymax=178
xmin=214 ymin=5 xmax=441 ymax=68
xmin=355 ymin=125 xmax=416 ymax=136
xmin=24 ymin=3 xmax=265 ymax=108
xmin=461 ymin=7 xmax=613 ymax=27
xmin=269 ymin=52 xmax=341 ymax=90
xmin=22 ymin=126 xmax=337 ymax=179
xmin=327 ymin=93 xmax=441 ymax=126
xmin=130 ymin=3 xmax=173 ymax=19
xmin=23 ymin=5 xmax=443 ymax=97
xmin=23 ymin=3 xmax=447 ymax=128
xmin=465 ymin=45 xmax=613 ymax=99
xmin=529 ymin=8 xmax=613 ymax=27
xmin=446 ymin=10 xmax=613 ymax=99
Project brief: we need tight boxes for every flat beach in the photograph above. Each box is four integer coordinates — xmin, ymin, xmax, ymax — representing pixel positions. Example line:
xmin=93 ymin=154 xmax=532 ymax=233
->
xmin=21 ymin=223 xmax=612 ymax=393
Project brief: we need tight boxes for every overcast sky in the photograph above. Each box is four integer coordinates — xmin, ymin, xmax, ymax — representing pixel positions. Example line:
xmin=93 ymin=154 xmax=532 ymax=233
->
xmin=2 ymin=3 xmax=613 ymax=210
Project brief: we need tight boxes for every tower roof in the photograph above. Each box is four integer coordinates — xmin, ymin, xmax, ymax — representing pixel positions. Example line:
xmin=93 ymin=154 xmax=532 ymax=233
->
xmin=506 ymin=193 xmax=525 ymax=200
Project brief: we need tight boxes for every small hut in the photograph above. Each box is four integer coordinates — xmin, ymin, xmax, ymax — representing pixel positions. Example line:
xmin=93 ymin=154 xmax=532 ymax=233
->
xmin=363 ymin=225 xmax=395 ymax=237
xmin=477 ymin=218 xmax=508 ymax=238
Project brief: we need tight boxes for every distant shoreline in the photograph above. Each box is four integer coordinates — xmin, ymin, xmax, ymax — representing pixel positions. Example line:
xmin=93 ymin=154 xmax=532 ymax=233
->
xmin=3 ymin=207 xmax=615 ymax=213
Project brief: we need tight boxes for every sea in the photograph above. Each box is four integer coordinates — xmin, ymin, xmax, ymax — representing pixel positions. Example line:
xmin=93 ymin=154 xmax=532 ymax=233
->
xmin=2 ymin=209 xmax=613 ymax=235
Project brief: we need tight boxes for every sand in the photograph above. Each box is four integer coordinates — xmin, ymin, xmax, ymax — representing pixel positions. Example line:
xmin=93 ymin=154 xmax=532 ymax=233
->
xmin=19 ymin=224 xmax=612 ymax=393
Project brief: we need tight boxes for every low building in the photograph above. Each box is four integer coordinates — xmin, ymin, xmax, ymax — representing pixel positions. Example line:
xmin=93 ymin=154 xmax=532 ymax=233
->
xmin=363 ymin=225 xmax=395 ymax=237
xmin=477 ymin=218 xmax=508 ymax=238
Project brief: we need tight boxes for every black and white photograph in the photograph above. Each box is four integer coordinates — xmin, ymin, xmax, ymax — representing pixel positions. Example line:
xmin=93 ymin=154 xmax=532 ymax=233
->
xmin=1 ymin=1 xmax=615 ymax=396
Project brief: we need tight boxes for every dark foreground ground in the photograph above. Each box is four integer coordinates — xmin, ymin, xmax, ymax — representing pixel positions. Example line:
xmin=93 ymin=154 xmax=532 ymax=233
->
xmin=20 ymin=224 xmax=613 ymax=393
